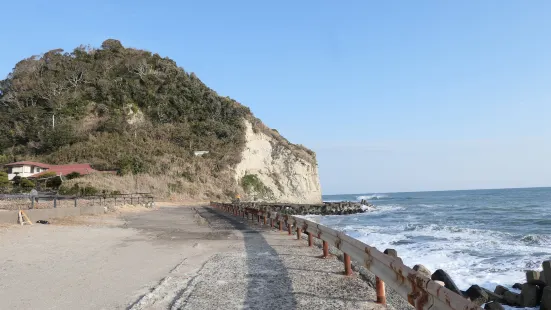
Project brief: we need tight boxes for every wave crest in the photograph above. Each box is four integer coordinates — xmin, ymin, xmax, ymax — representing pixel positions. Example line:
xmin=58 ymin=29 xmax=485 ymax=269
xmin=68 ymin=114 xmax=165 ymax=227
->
xmin=357 ymin=194 xmax=388 ymax=200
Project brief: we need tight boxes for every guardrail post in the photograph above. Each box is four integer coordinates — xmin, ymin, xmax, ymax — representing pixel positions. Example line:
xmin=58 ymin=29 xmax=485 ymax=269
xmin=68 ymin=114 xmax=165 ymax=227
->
xmin=376 ymin=277 xmax=386 ymax=305
xmin=322 ymin=241 xmax=329 ymax=258
xmin=308 ymin=232 xmax=313 ymax=247
xmin=74 ymin=197 xmax=77 ymax=208
xmin=257 ymin=214 xmax=261 ymax=224
xmin=296 ymin=227 xmax=301 ymax=240
xmin=270 ymin=218 xmax=274 ymax=228
xmin=279 ymin=220 xmax=283 ymax=231
xmin=344 ymin=253 xmax=352 ymax=276
xmin=53 ymin=197 xmax=57 ymax=208
xmin=376 ymin=249 xmax=396 ymax=305
xmin=263 ymin=215 xmax=267 ymax=225
xmin=287 ymin=221 xmax=292 ymax=235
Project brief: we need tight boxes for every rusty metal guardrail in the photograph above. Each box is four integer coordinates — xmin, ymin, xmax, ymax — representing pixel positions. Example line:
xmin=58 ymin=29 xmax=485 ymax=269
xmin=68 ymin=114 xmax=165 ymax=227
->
xmin=211 ymin=202 xmax=481 ymax=310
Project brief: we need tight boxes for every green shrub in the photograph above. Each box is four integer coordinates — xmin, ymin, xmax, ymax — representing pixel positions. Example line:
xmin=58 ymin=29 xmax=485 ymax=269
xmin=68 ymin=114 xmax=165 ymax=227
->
xmin=66 ymin=172 xmax=81 ymax=180
xmin=59 ymin=183 xmax=80 ymax=195
xmin=81 ymin=186 xmax=99 ymax=196
xmin=241 ymin=174 xmax=273 ymax=200
xmin=46 ymin=176 xmax=63 ymax=188
xmin=19 ymin=178 xmax=35 ymax=189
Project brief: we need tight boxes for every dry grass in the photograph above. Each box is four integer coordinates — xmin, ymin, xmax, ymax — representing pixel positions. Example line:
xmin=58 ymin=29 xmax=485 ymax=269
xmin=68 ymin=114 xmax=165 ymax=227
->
xmin=60 ymin=167 xmax=242 ymax=201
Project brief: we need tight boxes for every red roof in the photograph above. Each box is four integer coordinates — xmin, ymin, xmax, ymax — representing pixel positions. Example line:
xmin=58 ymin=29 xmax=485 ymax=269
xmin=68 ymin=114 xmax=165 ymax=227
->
xmin=31 ymin=164 xmax=97 ymax=178
xmin=4 ymin=161 xmax=51 ymax=168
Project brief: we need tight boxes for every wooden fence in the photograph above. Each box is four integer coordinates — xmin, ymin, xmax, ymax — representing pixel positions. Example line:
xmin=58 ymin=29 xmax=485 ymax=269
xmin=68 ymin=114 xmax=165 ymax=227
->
xmin=0 ymin=193 xmax=154 ymax=210
xmin=211 ymin=202 xmax=481 ymax=310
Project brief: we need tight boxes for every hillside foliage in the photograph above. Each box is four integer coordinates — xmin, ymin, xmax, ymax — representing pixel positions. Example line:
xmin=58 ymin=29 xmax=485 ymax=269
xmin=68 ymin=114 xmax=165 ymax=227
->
xmin=0 ymin=39 xmax=316 ymax=199
xmin=0 ymin=39 xmax=250 ymax=171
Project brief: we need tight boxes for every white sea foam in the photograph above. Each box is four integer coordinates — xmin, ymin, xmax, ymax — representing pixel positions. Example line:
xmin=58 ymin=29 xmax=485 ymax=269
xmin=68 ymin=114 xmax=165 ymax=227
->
xmin=330 ymin=222 xmax=551 ymax=291
xmin=357 ymin=194 xmax=388 ymax=200
xmin=370 ymin=204 xmax=405 ymax=213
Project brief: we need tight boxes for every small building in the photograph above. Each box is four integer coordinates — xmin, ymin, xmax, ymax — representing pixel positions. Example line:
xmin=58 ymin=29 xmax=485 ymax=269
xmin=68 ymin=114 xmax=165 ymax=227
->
xmin=4 ymin=161 xmax=51 ymax=180
xmin=3 ymin=161 xmax=97 ymax=180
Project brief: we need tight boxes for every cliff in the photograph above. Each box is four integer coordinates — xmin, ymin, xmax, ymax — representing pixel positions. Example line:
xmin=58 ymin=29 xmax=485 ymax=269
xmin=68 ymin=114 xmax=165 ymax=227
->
xmin=235 ymin=120 xmax=322 ymax=204
xmin=0 ymin=39 xmax=322 ymax=203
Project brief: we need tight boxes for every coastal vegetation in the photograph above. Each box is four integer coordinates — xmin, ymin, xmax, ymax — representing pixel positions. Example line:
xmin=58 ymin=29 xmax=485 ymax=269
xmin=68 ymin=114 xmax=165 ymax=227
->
xmin=0 ymin=39 xmax=315 ymax=199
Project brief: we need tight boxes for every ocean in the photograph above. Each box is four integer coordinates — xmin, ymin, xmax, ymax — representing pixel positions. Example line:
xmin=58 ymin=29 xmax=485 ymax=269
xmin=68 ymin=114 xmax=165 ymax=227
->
xmin=321 ymin=187 xmax=551 ymax=291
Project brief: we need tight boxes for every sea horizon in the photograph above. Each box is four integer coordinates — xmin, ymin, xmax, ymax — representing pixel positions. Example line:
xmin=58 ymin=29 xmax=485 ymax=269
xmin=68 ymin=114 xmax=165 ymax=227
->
xmin=323 ymin=185 xmax=551 ymax=198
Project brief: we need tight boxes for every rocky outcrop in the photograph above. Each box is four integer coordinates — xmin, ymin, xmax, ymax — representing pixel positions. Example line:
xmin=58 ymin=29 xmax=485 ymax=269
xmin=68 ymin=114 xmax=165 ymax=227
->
xmin=234 ymin=120 xmax=322 ymax=204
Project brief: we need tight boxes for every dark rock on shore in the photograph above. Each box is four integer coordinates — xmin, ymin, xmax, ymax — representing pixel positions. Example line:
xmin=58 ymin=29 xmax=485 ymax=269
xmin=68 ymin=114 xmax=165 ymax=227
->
xmin=466 ymin=285 xmax=488 ymax=306
xmin=234 ymin=201 xmax=373 ymax=216
xmin=431 ymin=269 xmax=463 ymax=296
xmin=484 ymin=302 xmax=505 ymax=310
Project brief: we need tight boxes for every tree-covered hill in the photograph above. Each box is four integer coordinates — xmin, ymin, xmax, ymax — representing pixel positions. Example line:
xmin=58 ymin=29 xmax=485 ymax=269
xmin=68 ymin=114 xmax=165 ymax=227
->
xmin=0 ymin=39 xmax=315 ymax=199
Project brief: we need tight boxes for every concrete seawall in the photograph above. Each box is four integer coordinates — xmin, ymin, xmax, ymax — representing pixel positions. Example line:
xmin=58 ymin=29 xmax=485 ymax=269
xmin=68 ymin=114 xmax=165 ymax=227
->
xmin=0 ymin=205 xmax=105 ymax=224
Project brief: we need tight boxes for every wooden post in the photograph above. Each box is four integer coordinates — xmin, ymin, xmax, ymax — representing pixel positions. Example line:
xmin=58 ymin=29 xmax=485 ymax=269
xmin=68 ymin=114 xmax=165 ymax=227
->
xmin=53 ymin=197 xmax=57 ymax=208
xmin=322 ymin=241 xmax=329 ymax=258
xmin=308 ymin=232 xmax=313 ymax=247
xmin=296 ymin=227 xmax=301 ymax=240
xmin=74 ymin=198 xmax=77 ymax=208
xmin=287 ymin=221 xmax=292 ymax=235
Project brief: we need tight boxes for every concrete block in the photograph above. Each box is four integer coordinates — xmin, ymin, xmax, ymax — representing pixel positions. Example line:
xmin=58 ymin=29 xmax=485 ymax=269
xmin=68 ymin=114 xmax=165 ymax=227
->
xmin=482 ymin=288 xmax=505 ymax=303
xmin=494 ymin=285 xmax=509 ymax=295
xmin=512 ymin=283 xmax=523 ymax=290
xmin=543 ymin=261 xmax=551 ymax=285
xmin=431 ymin=269 xmax=462 ymax=296
xmin=413 ymin=264 xmax=432 ymax=279
xmin=521 ymin=283 xmax=540 ymax=307
xmin=466 ymin=285 xmax=488 ymax=306
xmin=542 ymin=286 xmax=551 ymax=310
xmin=503 ymin=290 xmax=521 ymax=307
xmin=484 ymin=302 xmax=505 ymax=310
xmin=527 ymin=270 xmax=541 ymax=283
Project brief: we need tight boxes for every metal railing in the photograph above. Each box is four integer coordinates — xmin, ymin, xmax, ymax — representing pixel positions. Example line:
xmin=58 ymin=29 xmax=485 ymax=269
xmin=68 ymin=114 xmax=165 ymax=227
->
xmin=0 ymin=193 xmax=154 ymax=210
xmin=211 ymin=202 xmax=481 ymax=310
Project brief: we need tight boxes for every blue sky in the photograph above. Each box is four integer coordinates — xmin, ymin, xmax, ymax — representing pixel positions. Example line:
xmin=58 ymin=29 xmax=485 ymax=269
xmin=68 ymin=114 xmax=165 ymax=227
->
xmin=2 ymin=1 xmax=551 ymax=194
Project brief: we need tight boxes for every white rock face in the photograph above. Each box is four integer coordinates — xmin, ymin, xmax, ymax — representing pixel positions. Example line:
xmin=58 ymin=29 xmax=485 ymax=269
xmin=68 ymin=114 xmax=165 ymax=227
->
xmin=234 ymin=121 xmax=322 ymax=204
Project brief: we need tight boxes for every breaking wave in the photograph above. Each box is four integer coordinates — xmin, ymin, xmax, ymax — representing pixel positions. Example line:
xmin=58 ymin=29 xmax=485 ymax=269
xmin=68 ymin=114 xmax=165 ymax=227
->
xmin=357 ymin=194 xmax=388 ymax=200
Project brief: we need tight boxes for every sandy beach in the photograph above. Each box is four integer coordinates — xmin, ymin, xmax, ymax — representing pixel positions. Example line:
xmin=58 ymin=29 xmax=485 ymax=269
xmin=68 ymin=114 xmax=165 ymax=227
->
xmin=0 ymin=205 xmax=392 ymax=309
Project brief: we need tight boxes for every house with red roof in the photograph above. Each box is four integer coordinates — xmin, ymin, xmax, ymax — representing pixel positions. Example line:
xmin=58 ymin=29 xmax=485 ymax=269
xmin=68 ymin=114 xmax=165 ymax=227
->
xmin=4 ymin=161 xmax=97 ymax=180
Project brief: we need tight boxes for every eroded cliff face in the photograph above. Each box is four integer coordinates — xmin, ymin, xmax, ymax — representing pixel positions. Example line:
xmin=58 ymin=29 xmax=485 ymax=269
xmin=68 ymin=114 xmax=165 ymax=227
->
xmin=234 ymin=121 xmax=322 ymax=204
